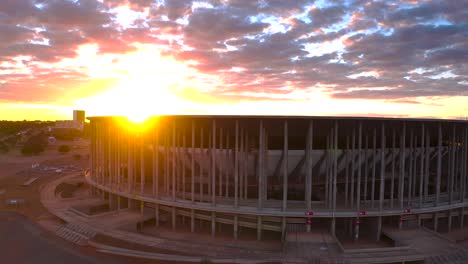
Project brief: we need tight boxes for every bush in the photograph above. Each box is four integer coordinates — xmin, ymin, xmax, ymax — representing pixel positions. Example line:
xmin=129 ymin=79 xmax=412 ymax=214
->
xmin=21 ymin=144 xmax=44 ymax=155
xmin=58 ymin=145 xmax=71 ymax=153
xmin=0 ymin=141 xmax=9 ymax=153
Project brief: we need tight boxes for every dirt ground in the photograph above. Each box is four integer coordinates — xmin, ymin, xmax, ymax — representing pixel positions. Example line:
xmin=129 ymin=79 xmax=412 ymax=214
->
xmin=0 ymin=139 xmax=89 ymax=220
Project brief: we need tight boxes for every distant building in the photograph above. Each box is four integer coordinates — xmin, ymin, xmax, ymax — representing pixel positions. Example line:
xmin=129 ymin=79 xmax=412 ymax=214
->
xmin=73 ymin=110 xmax=86 ymax=122
xmin=55 ymin=110 xmax=85 ymax=131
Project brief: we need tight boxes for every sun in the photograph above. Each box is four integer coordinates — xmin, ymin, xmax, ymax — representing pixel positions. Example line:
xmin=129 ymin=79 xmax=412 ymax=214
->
xmin=76 ymin=44 xmax=195 ymax=120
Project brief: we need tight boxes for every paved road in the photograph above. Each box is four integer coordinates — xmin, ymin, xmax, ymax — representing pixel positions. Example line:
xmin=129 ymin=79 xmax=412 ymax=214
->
xmin=0 ymin=212 xmax=127 ymax=264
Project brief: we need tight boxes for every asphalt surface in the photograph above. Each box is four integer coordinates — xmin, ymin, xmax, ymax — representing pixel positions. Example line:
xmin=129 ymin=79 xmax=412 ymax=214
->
xmin=0 ymin=212 xmax=127 ymax=264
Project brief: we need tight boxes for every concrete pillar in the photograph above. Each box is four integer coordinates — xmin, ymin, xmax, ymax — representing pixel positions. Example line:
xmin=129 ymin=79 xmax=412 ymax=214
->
xmin=436 ymin=123 xmax=442 ymax=206
xmin=155 ymin=204 xmax=159 ymax=227
xmin=190 ymin=209 xmax=195 ymax=232
xmin=182 ymin=130 xmax=186 ymax=200
xmin=257 ymin=216 xmax=262 ymax=240
xmin=199 ymin=127 xmax=204 ymax=202
xmin=282 ymin=121 xmax=288 ymax=211
xmin=345 ymin=136 xmax=349 ymax=207
xmin=281 ymin=217 xmax=286 ymax=242
xmin=140 ymin=135 xmax=145 ymax=194
xmin=212 ymin=120 xmax=216 ymax=206
xmin=460 ymin=207 xmax=464 ymax=228
xmin=305 ymin=121 xmax=313 ymax=232
xmin=172 ymin=207 xmax=176 ymax=230
xmin=379 ymin=124 xmax=385 ymax=213
xmin=448 ymin=210 xmax=452 ymax=232
xmin=239 ymin=130 xmax=243 ymax=200
xmin=331 ymin=217 xmax=336 ymax=237
xmin=332 ymin=121 xmax=338 ymax=236
xmin=399 ymin=123 xmax=406 ymax=209
xmin=433 ymin=213 xmax=438 ymax=232
xmin=211 ymin=212 xmax=216 ymax=237
xmin=357 ymin=122 xmax=362 ymax=211
xmin=234 ymin=121 xmax=239 ymax=208
xmin=419 ymin=124 xmax=425 ymax=207
xmin=371 ymin=129 xmax=376 ymax=208
xmin=376 ymin=216 xmax=382 ymax=241
xmin=172 ymin=122 xmax=176 ymax=201
xmin=191 ymin=121 xmax=195 ymax=203
xmin=351 ymin=129 xmax=355 ymax=207
xmin=233 ymin=215 xmax=238 ymax=239
xmin=258 ymin=120 xmax=263 ymax=209
xmin=391 ymin=130 xmax=396 ymax=208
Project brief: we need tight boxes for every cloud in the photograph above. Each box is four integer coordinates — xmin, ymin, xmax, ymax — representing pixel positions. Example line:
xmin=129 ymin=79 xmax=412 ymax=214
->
xmin=0 ymin=0 xmax=466 ymax=115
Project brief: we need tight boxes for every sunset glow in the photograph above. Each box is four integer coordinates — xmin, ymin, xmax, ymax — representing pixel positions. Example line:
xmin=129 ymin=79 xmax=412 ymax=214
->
xmin=0 ymin=1 xmax=466 ymax=120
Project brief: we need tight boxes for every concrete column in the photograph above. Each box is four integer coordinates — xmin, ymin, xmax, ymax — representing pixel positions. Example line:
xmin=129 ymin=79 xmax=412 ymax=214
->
xmin=140 ymin=135 xmax=145 ymax=194
xmin=190 ymin=209 xmax=195 ymax=232
xmin=212 ymin=120 xmax=216 ymax=206
xmin=182 ymin=130 xmax=186 ymax=200
xmin=364 ymin=135 xmax=369 ymax=204
xmin=449 ymin=126 xmax=456 ymax=204
xmin=257 ymin=216 xmax=262 ymax=240
xmin=371 ymin=129 xmax=376 ymax=208
xmin=172 ymin=122 xmax=176 ymax=201
xmin=460 ymin=207 xmax=465 ymax=228
xmin=448 ymin=210 xmax=452 ymax=232
xmin=128 ymin=134 xmax=134 ymax=193
xmin=239 ymin=130 xmax=243 ymax=200
xmin=436 ymin=123 xmax=442 ymax=206
xmin=419 ymin=124 xmax=425 ymax=207
xmin=225 ymin=133 xmax=230 ymax=198
xmin=244 ymin=133 xmax=249 ymax=200
xmin=233 ymin=215 xmax=238 ymax=239
xmin=399 ymin=123 xmax=406 ymax=209
xmin=211 ymin=212 xmax=216 ymax=237
xmin=332 ymin=121 xmax=338 ymax=237
xmin=331 ymin=218 xmax=336 ymax=237
xmin=200 ymin=127 xmax=204 ymax=202
xmin=172 ymin=207 xmax=176 ymax=230
xmin=155 ymin=204 xmax=159 ymax=227
xmin=305 ymin=121 xmax=313 ymax=233
xmin=191 ymin=121 xmax=195 ymax=203
xmin=376 ymin=216 xmax=382 ymax=241
xmin=408 ymin=130 xmax=414 ymax=205
xmin=219 ymin=128 xmax=223 ymax=197
xmin=351 ymin=129 xmax=355 ymax=207
xmin=379 ymin=124 xmax=385 ymax=215
xmin=357 ymin=122 xmax=362 ymax=211
xmin=234 ymin=120 xmax=239 ymax=208
xmin=433 ymin=213 xmax=438 ymax=232
xmin=281 ymin=217 xmax=286 ymax=242
xmin=391 ymin=130 xmax=396 ymax=208
xmin=258 ymin=120 xmax=263 ymax=209
xmin=424 ymin=133 xmax=430 ymax=203
xmin=345 ymin=136 xmax=350 ymax=207
xmin=282 ymin=121 xmax=288 ymax=211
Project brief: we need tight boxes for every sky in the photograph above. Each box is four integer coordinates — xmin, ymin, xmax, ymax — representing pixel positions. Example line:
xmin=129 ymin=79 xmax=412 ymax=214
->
xmin=0 ymin=0 xmax=467 ymax=121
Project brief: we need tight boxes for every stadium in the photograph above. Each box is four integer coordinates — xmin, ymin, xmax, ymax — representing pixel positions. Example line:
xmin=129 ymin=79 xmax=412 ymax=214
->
xmin=86 ymin=115 xmax=468 ymax=244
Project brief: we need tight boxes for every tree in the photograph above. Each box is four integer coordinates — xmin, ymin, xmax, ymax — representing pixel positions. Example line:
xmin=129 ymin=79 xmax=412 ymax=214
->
xmin=58 ymin=145 xmax=71 ymax=153
xmin=21 ymin=133 xmax=47 ymax=155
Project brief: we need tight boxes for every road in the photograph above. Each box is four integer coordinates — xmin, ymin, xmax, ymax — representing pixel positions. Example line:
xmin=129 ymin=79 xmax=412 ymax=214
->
xmin=0 ymin=212 xmax=127 ymax=264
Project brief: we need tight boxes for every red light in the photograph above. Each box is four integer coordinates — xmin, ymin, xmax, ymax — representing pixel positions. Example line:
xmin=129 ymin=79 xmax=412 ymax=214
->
xmin=306 ymin=219 xmax=312 ymax=225
xmin=404 ymin=208 xmax=411 ymax=213
xmin=354 ymin=218 xmax=360 ymax=225
xmin=305 ymin=211 xmax=314 ymax=216
xmin=360 ymin=210 xmax=367 ymax=216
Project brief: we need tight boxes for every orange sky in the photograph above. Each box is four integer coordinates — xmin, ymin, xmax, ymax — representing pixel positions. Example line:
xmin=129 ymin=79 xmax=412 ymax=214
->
xmin=1 ymin=1 xmax=467 ymax=121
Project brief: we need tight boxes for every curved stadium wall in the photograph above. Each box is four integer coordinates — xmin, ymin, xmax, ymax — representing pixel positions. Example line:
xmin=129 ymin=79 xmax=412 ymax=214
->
xmin=86 ymin=116 xmax=468 ymax=241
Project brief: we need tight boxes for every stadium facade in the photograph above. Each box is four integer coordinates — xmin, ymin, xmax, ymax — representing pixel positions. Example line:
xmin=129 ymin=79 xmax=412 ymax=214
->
xmin=86 ymin=116 xmax=468 ymax=242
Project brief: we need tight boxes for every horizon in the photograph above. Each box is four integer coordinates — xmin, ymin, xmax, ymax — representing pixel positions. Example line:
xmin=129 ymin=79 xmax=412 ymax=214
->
xmin=1 ymin=1 xmax=467 ymax=121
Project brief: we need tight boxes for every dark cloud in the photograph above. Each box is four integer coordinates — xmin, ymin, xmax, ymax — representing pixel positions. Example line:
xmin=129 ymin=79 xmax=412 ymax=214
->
xmin=0 ymin=0 xmax=467 ymax=106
